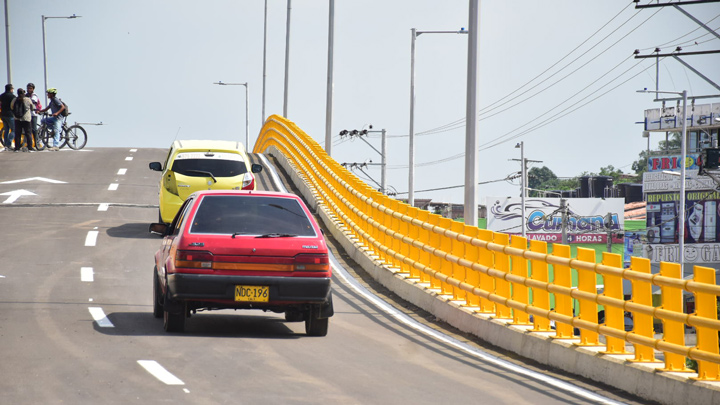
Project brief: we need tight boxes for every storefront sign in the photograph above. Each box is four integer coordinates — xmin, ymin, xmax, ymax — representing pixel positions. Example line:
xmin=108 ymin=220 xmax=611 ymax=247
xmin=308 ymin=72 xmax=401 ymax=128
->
xmin=647 ymin=243 xmax=720 ymax=264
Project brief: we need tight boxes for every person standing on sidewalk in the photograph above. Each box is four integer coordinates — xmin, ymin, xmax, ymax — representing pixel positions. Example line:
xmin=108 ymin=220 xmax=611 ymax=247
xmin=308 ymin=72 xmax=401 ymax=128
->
xmin=38 ymin=88 xmax=65 ymax=151
xmin=0 ymin=84 xmax=15 ymax=150
xmin=10 ymin=88 xmax=33 ymax=152
xmin=26 ymin=83 xmax=42 ymax=150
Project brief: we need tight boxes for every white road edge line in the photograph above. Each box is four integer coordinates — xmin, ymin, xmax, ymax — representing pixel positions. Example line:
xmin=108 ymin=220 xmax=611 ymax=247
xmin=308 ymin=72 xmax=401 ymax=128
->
xmin=117 ymin=168 xmax=127 ymax=175
xmin=81 ymin=267 xmax=94 ymax=282
xmin=88 ymin=307 xmax=114 ymax=328
xmin=85 ymin=230 xmax=99 ymax=246
xmin=259 ymin=154 xmax=621 ymax=405
xmin=329 ymin=258 xmax=623 ymax=405
xmin=137 ymin=360 xmax=185 ymax=385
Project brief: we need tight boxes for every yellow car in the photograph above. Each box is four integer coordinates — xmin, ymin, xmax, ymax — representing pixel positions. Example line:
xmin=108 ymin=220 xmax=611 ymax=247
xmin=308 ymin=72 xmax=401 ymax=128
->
xmin=149 ymin=140 xmax=263 ymax=223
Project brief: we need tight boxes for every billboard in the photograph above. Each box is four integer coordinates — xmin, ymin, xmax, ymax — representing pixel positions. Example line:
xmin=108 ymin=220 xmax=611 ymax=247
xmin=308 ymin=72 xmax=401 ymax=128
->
xmin=485 ymin=197 xmax=625 ymax=244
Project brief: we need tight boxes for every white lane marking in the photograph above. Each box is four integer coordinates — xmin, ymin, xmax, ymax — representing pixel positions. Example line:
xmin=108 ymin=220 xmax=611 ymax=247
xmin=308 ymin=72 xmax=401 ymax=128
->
xmin=258 ymin=154 xmax=288 ymax=193
xmin=88 ymin=307 xmax=114 ymax=328
xmin=129 ymin=149 xmax=137 ymax=152
xmin=0 ymin=275 xmax=5 ymax=278
xmin=1 ymin=189 xmax=36 ymax=204
xmin=125 ymin=156 xmax=133 ymax=161
xmin=183 ymin=389 xmax=190 ymax=394
xmin=89 ymin=298 xmax=93 ymax=302
xmin=85 ymin=231 xmax=99 ymax=246
xmin=117 ymin=168 xmax=127 ymax=175
xmin=137 ymin=360 xmax=185 ymax=385
xmin=98 ymin=203 xmax=109 ymax=211
xmin=329 ymin=258 xmax=623 ymax=405
xmin=81 ymin=267 xmax=94 ymax=282
xmin=108 ymin=183 xmax=119 ymax=191
xmin=0 ymin=177 xmax=67 ymax=184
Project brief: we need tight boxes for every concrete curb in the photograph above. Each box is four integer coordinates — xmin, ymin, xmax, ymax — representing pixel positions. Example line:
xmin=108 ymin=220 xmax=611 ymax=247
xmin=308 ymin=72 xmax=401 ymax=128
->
xmin=268 ymin=148 xmax=720 ymax=405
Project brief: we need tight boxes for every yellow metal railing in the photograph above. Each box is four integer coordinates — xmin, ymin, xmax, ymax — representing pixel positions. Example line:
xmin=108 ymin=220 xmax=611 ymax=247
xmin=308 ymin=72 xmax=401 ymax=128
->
xmin=255 ymin=115 xmax=720 ymax=380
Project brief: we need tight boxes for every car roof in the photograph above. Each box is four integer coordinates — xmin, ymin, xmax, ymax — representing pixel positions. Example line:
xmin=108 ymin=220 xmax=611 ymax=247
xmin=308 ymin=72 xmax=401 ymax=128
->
xmin=188 ymin=189 xmax=302 ymax=200
xmin=172 ymin=140 xmax=247 ymax=154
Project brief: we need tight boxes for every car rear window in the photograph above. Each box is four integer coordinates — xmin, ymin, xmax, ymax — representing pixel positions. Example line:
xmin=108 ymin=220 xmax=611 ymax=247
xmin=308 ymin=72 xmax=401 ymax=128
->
xmin=190 ymin=195 xmax=316 ymax=236
xmin=172 ymin=158 xmax=248 ymax=178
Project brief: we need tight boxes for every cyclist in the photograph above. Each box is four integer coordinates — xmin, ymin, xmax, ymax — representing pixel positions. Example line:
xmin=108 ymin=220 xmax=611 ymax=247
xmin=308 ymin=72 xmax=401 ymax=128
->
xmin=38 ymin=87 xmax=66 ymax=151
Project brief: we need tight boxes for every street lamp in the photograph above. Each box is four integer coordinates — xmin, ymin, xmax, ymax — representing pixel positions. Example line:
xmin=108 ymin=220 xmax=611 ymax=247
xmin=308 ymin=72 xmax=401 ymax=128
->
xmin=638 ymin=88 xmax=688 ymax=273
xmin=214 ymin=81 xmax=250 ymax=149
xmin=42 ymin=14 xmax=81 ymax=106
xmin=408 ymin=27 xmax=467 ymax=207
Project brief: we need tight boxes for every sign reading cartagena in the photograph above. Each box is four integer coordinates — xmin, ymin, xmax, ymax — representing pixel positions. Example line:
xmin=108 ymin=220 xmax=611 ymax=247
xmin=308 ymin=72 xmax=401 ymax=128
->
xmin=485 ymin=197 xmax=625 ymax=244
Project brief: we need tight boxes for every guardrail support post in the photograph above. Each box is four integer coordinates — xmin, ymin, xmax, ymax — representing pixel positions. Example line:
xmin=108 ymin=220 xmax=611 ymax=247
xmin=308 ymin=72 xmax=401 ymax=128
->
xmin=659 ymin=261 xmax=691 ymax=371
xmin=493 ymin=233 xmax=511 ymax=319
xmin=510 ymin=236 xmax=530 ymax=325
xmin=476 ymin=230 xmax=495 ymax=313
xmin=576 ymin=247 xmax=601 ymax=346
xmin=693 ymin=265 xmax=720 ymax=380
xmin=464 ymin=227 xmax=480 ymax=307
xmin=601 ymin=252 xmax=629 ymax=354
xmin=438 ymin=217 xmax=454 ymax=296
xmin=552 ymin=243 xmax=575 ymax=339
xmin=530 ymin=240 xmax=551 ymax=331
xmin=451 ymin=220 xmax=466 ymax=301
xmin=416 ymin=209 xmax=431 ymax=284
xmin=428 ymin=214 xmax=443 ymax=291
xmin=629 ymin=257 xmax=658 ymax=362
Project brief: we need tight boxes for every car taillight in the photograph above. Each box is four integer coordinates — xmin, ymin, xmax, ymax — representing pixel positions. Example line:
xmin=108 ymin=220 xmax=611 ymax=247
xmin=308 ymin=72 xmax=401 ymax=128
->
xmin=176 ymin=250 xmax=214 ymax=269
xmin=241 ymin=173 xmax=255 ymax=190
xmin=293 ymin=254 xmax=329 ymax=272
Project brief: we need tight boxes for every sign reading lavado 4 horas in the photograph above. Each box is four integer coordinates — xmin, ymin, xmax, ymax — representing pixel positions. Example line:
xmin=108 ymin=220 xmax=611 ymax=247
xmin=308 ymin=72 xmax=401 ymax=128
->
xmin=485 ymin=197 xmax=625 ymax=244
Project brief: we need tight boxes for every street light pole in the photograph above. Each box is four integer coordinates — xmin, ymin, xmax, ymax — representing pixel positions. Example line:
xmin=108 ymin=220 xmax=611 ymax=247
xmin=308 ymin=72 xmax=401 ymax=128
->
xmin=4 ymin=0 xmax=11 ymax=83
xmin=638 ymin=88 xmax=688 ymax=273
xmin=42 ymin=14 xmax=81 ymax=107
xmin=408 ymin=27 xmax=468 ymax=207
xmin=261 ymin=0 xmax=268 ymax=128
xmin=283 ymin=0 xmax=292 ymax=118
xmin=214 ymin=81 xmax=250 ymax=149
xmin=325 ymin=0 xmax=335 ymax=157
xmin=515 ymin=141 xmax=526 ymax=237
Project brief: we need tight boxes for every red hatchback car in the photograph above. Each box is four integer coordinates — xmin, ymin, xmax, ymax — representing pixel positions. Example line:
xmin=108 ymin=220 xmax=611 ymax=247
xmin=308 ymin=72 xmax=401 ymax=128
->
xmin=149 ymin=190 xmax=333 ymax=336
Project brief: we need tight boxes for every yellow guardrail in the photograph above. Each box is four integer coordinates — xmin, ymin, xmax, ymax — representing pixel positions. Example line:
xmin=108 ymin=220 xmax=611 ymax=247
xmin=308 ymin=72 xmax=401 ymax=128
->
xmin=255 ymin=115 xmax=720 ymax=380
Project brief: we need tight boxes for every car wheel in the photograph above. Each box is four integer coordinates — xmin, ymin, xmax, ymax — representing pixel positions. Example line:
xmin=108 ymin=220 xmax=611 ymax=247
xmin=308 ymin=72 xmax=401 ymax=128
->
xmin=305 ymin=316 xmax=329 ymax=337
xmin=163 ymin=301 xmax=186 ymax=332
xmin=153 ymin=268 xmax=164 ymax=319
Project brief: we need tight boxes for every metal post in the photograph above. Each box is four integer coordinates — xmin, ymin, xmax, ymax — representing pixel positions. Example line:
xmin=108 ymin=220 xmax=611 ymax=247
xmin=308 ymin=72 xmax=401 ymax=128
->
xmin=679 ymin=90 xmax=688 ymax=274
xmin=261 ymin=0 xmax=268 ymax=127
xmin=409 ymin=28 xmax=417 ymax=207
xmin=283 ymin=0 xmax=291 ymax=118
xmin=4 ymin=0 xmax=11 ymax=83
xmin=245 ymin=84 xmax=250 ymax=149
xmin=560 ymin=198 xmax=568 ymax=245
xmin=325 ymin=0 xmax=335 ymax=156
xmin=519 ymin=141 xmax=526 ymax=237
xmin=464 ymin=0 xmax=480 ymax=226
xmin=42 ymin=16 xmax=47 ymax=107
xmin=381 ymin=128 xmax=387 ymax=194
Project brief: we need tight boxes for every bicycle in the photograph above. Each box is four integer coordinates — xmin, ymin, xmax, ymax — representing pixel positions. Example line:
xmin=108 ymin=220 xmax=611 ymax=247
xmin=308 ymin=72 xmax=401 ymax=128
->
xmin=36 ymin=112 xmax=87 ymax=151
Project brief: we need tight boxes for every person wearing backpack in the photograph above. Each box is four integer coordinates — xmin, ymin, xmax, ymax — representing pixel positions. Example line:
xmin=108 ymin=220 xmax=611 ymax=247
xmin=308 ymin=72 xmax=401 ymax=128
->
xmin=38 ymin=87 xmax=65 ymax=151
xmin=10 ymin=88 xmax=33 ymax=152
xmin=0 ymin=83 xmax=15 ymax=151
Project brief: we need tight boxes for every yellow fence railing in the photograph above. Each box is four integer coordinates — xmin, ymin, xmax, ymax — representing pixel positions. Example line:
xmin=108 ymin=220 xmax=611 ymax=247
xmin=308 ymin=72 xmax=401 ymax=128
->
xmin=255 ymin=115 xmax=720 ymax=380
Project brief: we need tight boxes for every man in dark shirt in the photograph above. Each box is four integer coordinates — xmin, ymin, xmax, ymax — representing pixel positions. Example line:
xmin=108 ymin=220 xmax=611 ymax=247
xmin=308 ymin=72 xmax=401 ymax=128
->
xmin=0 ymin=84 xmax=15 ymax=150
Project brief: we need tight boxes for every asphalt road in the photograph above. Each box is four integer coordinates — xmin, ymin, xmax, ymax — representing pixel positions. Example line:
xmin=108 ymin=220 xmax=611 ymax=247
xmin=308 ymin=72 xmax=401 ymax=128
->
xmin=0 ymin=147 xmax=650 ymax=404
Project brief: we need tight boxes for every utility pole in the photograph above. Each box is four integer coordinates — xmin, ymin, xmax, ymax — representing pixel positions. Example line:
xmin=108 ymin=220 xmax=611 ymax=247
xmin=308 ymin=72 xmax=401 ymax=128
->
xmin=512 ymin=142 xmax=542 ymax=237
xmin=605 ymin=212 xmax=613 ymax=252
xmin=560 ymin=198 xmax=568 ymax=245
xmin=338 ymin=127 xmax=388 ymax=194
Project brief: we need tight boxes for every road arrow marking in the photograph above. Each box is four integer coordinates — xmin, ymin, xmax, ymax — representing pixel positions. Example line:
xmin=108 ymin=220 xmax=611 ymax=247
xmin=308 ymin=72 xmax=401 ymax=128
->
xmin=1 ymin=189 xmax=37 ymax=204
xmin=0 ymin=177 xmax=67 ymax=184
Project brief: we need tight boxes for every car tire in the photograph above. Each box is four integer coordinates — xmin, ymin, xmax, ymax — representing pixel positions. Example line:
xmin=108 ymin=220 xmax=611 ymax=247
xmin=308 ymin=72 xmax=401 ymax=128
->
xmin=153 ymin=268 xmax=164 ymax=319
xmin=163 ymin=301 xmax=186 ymax=333
xmin=305 ymin=316 xmax=329 ymax=337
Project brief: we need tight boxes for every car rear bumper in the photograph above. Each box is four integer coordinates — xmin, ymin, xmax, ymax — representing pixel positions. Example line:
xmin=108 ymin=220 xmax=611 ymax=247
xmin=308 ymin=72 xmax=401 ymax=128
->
xmin=167 ymin=273 xmax=332 ymax=303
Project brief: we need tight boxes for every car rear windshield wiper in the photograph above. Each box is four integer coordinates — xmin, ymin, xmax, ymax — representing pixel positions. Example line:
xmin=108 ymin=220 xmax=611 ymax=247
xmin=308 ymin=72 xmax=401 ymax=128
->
xmin=185 ymin=169 xmax=217 ymax=183
xmin=255 ymin=233 xmax=298 ymax=238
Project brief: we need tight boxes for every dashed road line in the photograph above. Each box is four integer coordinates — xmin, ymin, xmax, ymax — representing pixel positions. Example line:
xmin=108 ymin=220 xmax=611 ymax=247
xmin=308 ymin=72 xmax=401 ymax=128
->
xmin=125 ymin=156 xmax=133 ymax=161
xmin=85 ymin=230 xmax=99 ymax=246
xmin=137 ymin=360 xmax=185 ymax=385
xmin=88 ymin=307 xmax=114 ymax=328
xmin=117 ymin=168 xmax=127 ymax=175
xmin=98 ymin=203 xmax=109 ymax=211
xmin=81 ymin=267 xmax=94 ymax=282
xmin=108 ymin=183 xmax=119 ymax=191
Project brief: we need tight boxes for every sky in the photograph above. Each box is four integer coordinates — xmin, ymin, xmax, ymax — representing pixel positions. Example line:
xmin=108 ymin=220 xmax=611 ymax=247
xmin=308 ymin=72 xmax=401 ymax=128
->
xmin=3 ymin=1 xmax=720 ymax=204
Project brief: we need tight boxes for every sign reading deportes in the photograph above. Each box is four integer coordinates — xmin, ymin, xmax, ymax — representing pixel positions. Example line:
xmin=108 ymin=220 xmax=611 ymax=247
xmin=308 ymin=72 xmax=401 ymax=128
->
xmin=485 ymin=197 xmax=624 ymax=244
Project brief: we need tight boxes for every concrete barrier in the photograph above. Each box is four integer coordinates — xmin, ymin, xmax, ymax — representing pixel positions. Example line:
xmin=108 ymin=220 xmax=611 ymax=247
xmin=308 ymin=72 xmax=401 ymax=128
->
xmin=267 ymin=147 xmax=720 ymax=405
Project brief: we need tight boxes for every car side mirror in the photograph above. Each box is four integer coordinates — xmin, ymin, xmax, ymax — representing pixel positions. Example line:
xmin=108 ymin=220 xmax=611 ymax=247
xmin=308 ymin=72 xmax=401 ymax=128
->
xmin=149 ymin=162 xmax=163 ymax=171
xmin=251 ymin=163 xmax=263 ymax=173
xmin=149 ymin=222 xmax=168 ymax=236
